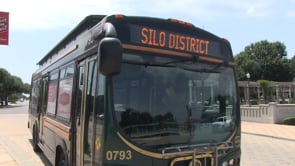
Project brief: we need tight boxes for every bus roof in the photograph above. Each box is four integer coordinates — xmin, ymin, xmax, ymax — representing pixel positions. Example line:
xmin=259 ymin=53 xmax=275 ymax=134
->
xmin=37 ymin=15 xmax=106 ymax=65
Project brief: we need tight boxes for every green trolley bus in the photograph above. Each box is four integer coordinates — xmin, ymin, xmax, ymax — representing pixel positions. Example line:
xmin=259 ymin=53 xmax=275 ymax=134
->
xmin=28 ymin=14 xmax=241 ymax=166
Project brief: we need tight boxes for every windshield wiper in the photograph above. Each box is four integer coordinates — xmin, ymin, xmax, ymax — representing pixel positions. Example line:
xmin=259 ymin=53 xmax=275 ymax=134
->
xmin=180 ymin=66 xmax=220 ymax=73
xmin=179 ymin=62 xmax=223 ymax=73
xmin=163 ymin=59 xmax=194 ymax=65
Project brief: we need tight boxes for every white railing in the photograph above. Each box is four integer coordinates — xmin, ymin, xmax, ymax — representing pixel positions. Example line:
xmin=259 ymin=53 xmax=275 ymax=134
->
xmin=241 ymin=103 xmax=295 ymax=123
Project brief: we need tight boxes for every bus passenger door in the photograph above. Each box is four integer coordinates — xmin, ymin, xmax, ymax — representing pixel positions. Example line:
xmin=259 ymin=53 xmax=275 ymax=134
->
xmin=75 ymin=58 xmax=97 ymax=165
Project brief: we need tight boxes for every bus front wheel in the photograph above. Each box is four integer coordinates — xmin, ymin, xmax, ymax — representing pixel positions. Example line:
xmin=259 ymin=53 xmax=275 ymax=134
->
xmin=56 ymin=148 xmax=68 ymax=166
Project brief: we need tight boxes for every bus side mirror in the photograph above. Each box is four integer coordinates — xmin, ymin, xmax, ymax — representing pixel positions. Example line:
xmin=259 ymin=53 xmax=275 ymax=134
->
xmin=99 ymin=37 xmax=122 ymax=75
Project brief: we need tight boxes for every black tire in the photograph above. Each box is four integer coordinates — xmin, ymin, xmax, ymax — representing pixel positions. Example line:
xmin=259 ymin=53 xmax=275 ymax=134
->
xmin=56 ymin=150 xmax=68 ymax=166
xmin=32 ymin=126 xmax=41 ymax=152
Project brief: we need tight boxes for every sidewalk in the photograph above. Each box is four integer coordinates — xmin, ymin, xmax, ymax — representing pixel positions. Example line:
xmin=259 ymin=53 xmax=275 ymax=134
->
xmin=0 ymin=121 xmax=294 ymax=165
xmin=0 ymin=146 xmax=17 ymax=166
xmin=0 ymin=113 xmax=46 ymax=166
xmin=241 ymin=121 xmax=295 ymax=141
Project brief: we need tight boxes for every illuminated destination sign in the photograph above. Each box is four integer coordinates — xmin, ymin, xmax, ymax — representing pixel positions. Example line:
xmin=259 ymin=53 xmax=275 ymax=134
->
xmin=129 ymin=24 xmax=212 ymax=56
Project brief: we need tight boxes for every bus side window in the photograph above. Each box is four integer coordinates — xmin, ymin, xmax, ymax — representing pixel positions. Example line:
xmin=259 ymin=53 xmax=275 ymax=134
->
xmin=31 ymin=79 xmax=40 ymax=115
xmin=47 ymin=72 xmax=59 ymax=116
xmin=41 ymin=78 xmax=49 ymax=114
xmin=56 ymin=64 xmax=74 ymax=121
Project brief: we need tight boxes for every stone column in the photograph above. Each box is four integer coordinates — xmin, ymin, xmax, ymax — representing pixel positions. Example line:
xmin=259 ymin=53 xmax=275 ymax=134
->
xmin=276 ymin=85 xmax=279 ymax=102
xmin=244 ymin=86 xmax=247 ymax=104
xmin=269 ymin=102 xmax=277 ymax=123
xmin=289 ymin=85 xmax=292 ymax=103
xmin=257 ymin=86 xmax=260 ymax=104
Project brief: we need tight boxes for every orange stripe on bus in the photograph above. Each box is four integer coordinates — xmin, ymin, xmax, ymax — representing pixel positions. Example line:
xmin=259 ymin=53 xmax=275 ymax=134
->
xmin=122 ymin=44 xmax=191 ymax=58
xmin=228 ymin=61 xmax=235 ymax=66
xmin=43 ymin=117 xmax=71 ymax=141
xmin=198 ymin=55 xmax=224 ymax=64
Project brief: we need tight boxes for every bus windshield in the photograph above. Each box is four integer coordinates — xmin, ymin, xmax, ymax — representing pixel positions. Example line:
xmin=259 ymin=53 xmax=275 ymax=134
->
xmin=112 ymin=53 xmax=238 ymax=152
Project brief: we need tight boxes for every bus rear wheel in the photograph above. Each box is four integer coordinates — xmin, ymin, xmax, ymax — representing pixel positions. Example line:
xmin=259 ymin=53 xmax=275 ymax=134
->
xmin=32 ymin=126 xmax=41 ymax=152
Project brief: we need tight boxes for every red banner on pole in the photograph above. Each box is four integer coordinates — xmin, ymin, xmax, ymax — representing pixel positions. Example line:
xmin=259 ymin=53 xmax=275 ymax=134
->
xmin=0 ymin=12 xmax=9 ymax=45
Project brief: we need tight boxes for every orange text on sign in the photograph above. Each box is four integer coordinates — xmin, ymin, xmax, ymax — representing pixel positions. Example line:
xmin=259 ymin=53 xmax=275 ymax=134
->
xmin=140 ymin=27 xmax=210 ymax=55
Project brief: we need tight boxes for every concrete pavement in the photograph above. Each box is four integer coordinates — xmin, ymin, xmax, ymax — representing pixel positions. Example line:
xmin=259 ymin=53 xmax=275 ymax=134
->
xmin=241 ymin=122 xmax=295 ymax=166
xmin=242 ymin=121 xmax=295 ymax=142
xmin=0 ymin=145 xmax=16 ymax=166
xmin=0 ymin=105 xmax=294 ymax=165
xmin=0 ymin=101 xmax=49 ymax=166
xmin=0 ymin=114 xmax=48 ymax=166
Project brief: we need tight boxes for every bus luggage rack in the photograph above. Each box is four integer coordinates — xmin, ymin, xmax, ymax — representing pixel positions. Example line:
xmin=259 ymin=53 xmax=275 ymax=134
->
xmin=162 ymin=142 xmax=234 ymax=166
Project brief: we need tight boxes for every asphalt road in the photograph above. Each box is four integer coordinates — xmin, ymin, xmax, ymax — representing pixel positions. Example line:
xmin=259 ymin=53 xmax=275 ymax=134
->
xmin=0 ymin=101 xmax=29 ymax=114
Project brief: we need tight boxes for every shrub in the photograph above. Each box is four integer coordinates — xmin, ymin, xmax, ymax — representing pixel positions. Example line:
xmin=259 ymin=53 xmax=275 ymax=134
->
xmin=8 ymin=93 xmax=19 ymax=103
xmin=289 ymin=98 xmax=295 ymax=104
xmin=283 ymin=117 xmax=295 ymax=126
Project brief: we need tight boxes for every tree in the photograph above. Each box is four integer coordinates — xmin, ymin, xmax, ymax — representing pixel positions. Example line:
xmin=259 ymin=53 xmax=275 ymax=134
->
xmin=235 ymin=40 xmax=292 ymax=81
xmin=289 ymin=55 xmax=295 ymax=81
xmin=0 ymin=67 xmax=29 ymax=106
xmin=0 ymin=68 xmax=10 ymax=105
xmin=6 ymin=75 xmax=24 ymax=95
xmin=22 ymin=83 xmax=31 ymax=94
xmin=257 ymin=80 xmax=271 ymax=103
xmin=234 ymin=52 xmax=260 ymax=81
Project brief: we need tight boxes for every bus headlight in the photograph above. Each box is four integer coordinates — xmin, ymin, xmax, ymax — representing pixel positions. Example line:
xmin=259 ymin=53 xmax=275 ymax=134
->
xmin=222 ymin=161 xmax=229 ymax=166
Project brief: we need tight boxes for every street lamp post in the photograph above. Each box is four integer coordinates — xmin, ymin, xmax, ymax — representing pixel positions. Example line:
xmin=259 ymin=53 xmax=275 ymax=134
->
xmin=246 ymin=72 xmax=251 ymax=106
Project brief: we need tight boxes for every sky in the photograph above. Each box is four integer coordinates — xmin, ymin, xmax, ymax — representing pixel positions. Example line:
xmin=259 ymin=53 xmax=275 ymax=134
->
xmin=0 ymin=0 xmax=295 ymax=84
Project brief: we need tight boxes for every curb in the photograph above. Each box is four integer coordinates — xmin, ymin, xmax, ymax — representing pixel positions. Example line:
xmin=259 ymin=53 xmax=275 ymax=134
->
xmin=242 ymin=131 xmax=295 ymax=142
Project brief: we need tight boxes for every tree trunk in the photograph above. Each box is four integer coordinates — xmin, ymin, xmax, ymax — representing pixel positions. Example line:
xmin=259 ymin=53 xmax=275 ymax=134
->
xmin=4 ymin=97 xmax=8 ymax=106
